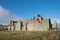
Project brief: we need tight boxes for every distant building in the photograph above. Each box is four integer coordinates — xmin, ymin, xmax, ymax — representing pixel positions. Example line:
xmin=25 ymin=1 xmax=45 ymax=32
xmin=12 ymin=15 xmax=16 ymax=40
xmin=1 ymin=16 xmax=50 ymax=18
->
xmin=0 ymin=25 xmax=8 ymax=31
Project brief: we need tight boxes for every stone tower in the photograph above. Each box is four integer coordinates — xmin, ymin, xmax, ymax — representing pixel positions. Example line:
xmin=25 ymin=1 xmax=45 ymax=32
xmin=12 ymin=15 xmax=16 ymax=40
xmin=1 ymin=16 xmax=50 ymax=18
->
xmin=37 ymin=14 xmax=43 ymax=22
xmin=8 ymin=20 xmax=13 ymax=30
xmin=8 ymin=20 xmax=22 ymax=31
xmin=8 ymin=20 xmax=11 ymax=30
xmin=15 ymin=20 xmax=22 ymax=31
xmin=52 ymin=22 xmax=57 ymax=30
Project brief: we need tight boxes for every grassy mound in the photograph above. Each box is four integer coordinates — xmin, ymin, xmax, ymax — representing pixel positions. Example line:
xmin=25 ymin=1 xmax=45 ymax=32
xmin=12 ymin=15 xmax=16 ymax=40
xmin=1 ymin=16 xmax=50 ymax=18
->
xmin=48 ymin=30 xmax=60 ymax=40
xmin=0 ymin=31 xmax=48 ymax=40
xmin=0 ymin=30 xmax=60 ymax=40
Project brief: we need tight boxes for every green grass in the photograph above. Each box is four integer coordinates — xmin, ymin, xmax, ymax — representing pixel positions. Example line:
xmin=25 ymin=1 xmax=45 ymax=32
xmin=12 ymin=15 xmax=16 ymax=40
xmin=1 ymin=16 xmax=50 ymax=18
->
xmin=0 ymin=31 xmax=48 ymax=40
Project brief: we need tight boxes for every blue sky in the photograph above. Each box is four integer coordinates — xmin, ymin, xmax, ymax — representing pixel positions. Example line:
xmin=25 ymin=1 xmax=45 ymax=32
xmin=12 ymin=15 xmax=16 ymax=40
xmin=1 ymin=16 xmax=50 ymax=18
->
xmin=0 ymin=0 xmax=60 ymax=24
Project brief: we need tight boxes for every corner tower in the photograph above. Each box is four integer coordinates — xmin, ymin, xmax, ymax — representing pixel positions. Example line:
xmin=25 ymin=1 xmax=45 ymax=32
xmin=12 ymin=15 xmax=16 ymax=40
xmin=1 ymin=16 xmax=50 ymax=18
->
xmin=37 ymin=14 xmax=43 ymax=21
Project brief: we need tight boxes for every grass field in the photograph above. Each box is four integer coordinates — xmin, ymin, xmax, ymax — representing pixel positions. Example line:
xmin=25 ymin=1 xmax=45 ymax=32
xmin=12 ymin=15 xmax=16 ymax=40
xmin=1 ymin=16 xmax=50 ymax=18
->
xmin=0 ymin=30 xmax=60 ymax=40
xmin=0 ymin=31 xmax=48 ymax=40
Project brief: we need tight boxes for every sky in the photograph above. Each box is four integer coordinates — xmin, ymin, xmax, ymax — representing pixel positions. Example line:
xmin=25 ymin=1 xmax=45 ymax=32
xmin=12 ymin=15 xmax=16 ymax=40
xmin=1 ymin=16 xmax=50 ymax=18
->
xmin=0 ymin=0 xmax=60 ymax=25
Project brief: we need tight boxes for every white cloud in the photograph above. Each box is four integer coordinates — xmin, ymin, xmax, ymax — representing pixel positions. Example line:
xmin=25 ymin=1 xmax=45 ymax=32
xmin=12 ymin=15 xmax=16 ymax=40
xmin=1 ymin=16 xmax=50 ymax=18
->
xmin=0 ymin=6 xmax=10 ymax=21
xmin=0 ymin=6 xmax=21 ymax=24
xmin=51 ymin=18 xmax=60 ymax=24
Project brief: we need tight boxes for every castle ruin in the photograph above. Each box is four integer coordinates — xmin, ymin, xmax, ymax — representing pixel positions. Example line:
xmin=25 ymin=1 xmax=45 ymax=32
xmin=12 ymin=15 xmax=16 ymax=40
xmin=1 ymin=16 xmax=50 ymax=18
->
xmin=7 ymin=14 xmax=57 ymax=31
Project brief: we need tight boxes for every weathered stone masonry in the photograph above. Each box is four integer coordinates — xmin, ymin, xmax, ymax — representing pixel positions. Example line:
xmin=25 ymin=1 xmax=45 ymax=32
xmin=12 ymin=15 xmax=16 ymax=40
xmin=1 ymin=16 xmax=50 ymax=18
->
xmin=8 ymin=14 xmax=57 ymax=31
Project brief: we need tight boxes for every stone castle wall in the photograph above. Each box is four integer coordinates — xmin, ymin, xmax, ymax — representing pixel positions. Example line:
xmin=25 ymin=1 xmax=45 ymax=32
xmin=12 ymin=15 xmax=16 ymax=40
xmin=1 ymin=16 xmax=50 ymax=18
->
xmin=8 ymin=14 xmax=57 ymax=31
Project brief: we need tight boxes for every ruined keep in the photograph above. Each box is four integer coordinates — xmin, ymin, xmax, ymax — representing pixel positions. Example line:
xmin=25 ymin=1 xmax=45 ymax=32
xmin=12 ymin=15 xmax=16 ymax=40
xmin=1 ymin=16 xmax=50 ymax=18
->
xmin=8 ymin=14 xmax=57 ymax=31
